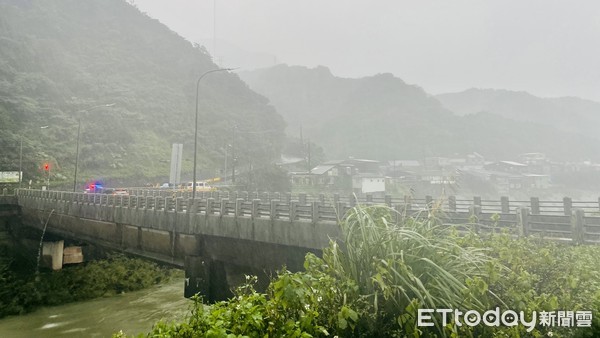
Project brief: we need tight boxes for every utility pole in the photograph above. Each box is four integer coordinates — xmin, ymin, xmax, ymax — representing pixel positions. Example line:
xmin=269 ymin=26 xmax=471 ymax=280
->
xmin=73 ymin=117 xmax=81 ymax=192
xmin=307 ymin=139 xmax=312 ymax=173
xmin=72 ymin=104 xmax=115 ymax=192
xmin=231 ymin=125 xmax=237 ymax=183
xmin=213 ymin=0 xmax=217 ymax=63
xmin=223 ymin=142 xmax=228 ymax=182
xmin=46 ymin=164 xmax=50 ymax=189
xmin=19 ymin=136 xmax=23 ymax=189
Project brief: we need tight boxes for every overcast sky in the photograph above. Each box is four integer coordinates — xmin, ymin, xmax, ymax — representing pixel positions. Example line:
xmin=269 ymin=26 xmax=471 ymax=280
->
xmin=133 ymin=0 xmax=600 ymax=102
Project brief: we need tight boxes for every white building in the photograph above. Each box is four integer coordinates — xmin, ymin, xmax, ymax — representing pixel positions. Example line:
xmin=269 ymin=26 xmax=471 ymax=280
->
xmin=352 ymin=174 xmax=386 ymax=194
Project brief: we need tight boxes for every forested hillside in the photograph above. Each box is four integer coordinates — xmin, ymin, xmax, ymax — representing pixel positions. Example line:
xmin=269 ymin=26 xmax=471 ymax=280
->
xmin=240 ymin=65 xmax=600 ymax=161
xmin=437 ymin=88 xmax=600 ymax=137
xmin=0 ymin=0 xmax=285 ymax=188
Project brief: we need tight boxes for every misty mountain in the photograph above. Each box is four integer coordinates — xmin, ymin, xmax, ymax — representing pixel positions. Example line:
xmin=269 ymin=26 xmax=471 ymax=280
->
xmin=0 ymin=0 xmax=285 ymax=187
xmin=240 ymin=65 xmax=600 ymax=161
xmin=436 ymin=88 xmax=600 ymax=137
xmin=197 ymin=38 xmax=278 ymax=72
xmin=239 ymin=65 xmax=456 ymax=158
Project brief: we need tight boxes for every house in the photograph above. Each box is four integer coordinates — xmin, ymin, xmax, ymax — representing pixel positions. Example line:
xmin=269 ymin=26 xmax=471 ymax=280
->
xmin=484 ymin=161 xmax=528 ymax=174
xmin=424 ymin=157 xmax=451 ymax=169
xmin=290 ymin=160 xmax=354 ymax=191
xmin=418 ymin=170 xmax=457 ymax=185
xmin=466 ymin=152 xmax=485 ymax=166
xmin=518 ymin=153 xmax=546 ymax=164
xmin=344 ymin=158 xmax=381 ymax=173
xmin=457 ymin=168 xmax=524 ymax=196
xmin=290 ymin=158 xmax=384 ymax=193
xmin=522 ymin=174 xmax=551 ymax=189
xmin=517 ymin=153 xmax=551 ymax=175
xmin=385 ymin=160 xmax=421 ymax=177
xmin=352 ymin=173 xmax=386 ymax=194
xmin=276 ymin=155 xmax=307 ymax=173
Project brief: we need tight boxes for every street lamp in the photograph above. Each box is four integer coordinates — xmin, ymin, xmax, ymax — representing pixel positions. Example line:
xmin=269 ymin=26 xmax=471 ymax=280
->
xmin=192 ymin=68 xmax=234 ymax=199
xmin=73 ymin=103 xmax=116 ymax=192
xmin=19 ymin=125 xmax=49 ymax=189
xmin=223 ymin=143 xmax=231 ymax=182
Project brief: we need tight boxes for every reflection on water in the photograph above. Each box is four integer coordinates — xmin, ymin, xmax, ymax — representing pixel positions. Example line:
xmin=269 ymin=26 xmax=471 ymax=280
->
xmin=0 ymin=277 xmax=190 ymax=338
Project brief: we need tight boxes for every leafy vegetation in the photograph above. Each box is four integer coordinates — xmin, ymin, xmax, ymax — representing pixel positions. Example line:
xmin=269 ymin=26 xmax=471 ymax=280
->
xmin=0 ymin=252 xmax=176 ymax=318
xmin=234 ymin=164 xmax=291 ymax=193
xmin=114 ymin=205 xmax=600 ymax=337
xmin=456 ymin=231 xmax=600 ymax=337
xmin=0 ymin=0 xmax=285 ymax=189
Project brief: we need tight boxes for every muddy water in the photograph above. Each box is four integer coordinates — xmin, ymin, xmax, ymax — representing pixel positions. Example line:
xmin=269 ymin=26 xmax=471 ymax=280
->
xmin=0 ymin=277 xmax=190 ymax=337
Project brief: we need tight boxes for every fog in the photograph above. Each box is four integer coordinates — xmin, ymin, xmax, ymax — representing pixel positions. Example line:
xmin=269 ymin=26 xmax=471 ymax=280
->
xmin=2 ymin=0 xmax=600 ymax=198
xmin=133 ymin=0 xmax=600 ymax=101
xmin=1 ymin=3 xmax=599 ymax=336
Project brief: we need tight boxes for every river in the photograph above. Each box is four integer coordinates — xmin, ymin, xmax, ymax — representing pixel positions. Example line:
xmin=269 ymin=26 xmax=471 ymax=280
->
xmin=0 ymin=276 xmax=190 ymax=338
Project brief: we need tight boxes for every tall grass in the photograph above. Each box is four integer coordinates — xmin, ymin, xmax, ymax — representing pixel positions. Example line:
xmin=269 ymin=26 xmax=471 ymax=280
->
xmin=138 ymin=203 xmax=600 ymax=337
xmin=324 ymin=204 xmax=497 ymax=336
xmin=138 ymin=204 xmax=506 ymax=337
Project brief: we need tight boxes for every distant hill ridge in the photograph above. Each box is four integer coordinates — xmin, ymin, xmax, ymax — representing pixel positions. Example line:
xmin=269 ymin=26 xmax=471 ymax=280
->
xmin=436 ymin=88 xmax=600 ymax=136
xmin=240 ymin=65 xmax=600 ymax=161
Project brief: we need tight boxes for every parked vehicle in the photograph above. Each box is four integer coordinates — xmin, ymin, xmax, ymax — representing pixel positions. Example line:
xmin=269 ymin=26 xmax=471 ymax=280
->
xmin=84 ymin=181 xmax=104 ymax=193
xmin=184 ymin=181 xmax=217 ymax=192
xmin=112 ymin=188 xmax=129 ymax=196
xmin=84 ymin=185 xmax=129 ymax=196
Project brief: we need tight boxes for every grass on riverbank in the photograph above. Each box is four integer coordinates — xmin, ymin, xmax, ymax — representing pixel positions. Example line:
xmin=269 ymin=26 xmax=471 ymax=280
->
xmin=0 ymin=253 xmax=176 ymax=318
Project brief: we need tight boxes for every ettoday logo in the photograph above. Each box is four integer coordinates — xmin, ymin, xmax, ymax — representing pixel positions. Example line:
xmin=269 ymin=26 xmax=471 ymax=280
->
xmin=418 ymin=308 xmax=593 ymax=332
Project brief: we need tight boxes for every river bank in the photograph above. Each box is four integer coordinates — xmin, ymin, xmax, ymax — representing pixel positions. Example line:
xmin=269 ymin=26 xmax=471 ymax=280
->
xmin=0 ymin=276 xmax=189 ymax=337
xmin=0 ymin=251 xmax=177 ymax=318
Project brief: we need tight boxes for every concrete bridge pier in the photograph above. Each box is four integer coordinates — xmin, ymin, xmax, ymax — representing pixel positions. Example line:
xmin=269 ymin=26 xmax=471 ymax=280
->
xmin=184 ymin=256 xmax=210 ymax=299
xmin=184 ymin=256 xmax=230 ymax=302
xmin=41 ymin=240 xmax=64 ymax=270
xmin=184 ymin=255 xmax=276 ymax=302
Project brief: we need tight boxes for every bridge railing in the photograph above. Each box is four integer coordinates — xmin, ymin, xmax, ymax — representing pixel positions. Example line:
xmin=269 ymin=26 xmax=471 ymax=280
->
xmin=13 ymin=189 xmax=600 ymax=244
xmin=14 ymin=189 xmax=600 ymax=216
xmin=93 ymin=188 xmax=600 ymax=216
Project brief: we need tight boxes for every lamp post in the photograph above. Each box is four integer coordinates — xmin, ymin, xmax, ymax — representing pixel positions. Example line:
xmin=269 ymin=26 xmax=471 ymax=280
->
xmin=223 ymin=143 xmax=231 ymax=182
xmin=73 ymin=103 xmax=115 ymax=192
xmin=231 ymin=124 xmax=237 ymax=183
xmin=19 ymin=125 xmax=48 ymax=189
xmin=193 ymin=68 xmax=234 ymax=199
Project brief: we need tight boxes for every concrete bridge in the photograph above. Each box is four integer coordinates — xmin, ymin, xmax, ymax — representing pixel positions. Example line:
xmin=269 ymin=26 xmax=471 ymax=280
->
xmin=2 ymin=189 xmax=600 ymax=300
xmin=7 ymin=190 xmax=342 ymax=301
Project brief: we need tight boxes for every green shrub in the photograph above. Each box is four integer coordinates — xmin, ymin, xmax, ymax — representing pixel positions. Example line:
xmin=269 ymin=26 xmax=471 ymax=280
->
xmin=0 ymin=253 xmax=175 ymax=318
xmin=124 ymin=205 xmax=600 ymax=337
xmin=457 ymin=232 xmax=600 ymax=337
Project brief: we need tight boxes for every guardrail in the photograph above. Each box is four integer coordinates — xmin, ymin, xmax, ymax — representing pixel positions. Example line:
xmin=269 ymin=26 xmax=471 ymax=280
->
xmin=123 ymin=189 xmax=600 ymax=216
xmin=14 ymin=189 xmax=349 ymax=223
xmin=6 ymin=187 xmax=600 ymax=217
xmin=13 ymin=189 xmax=600 ymax=245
